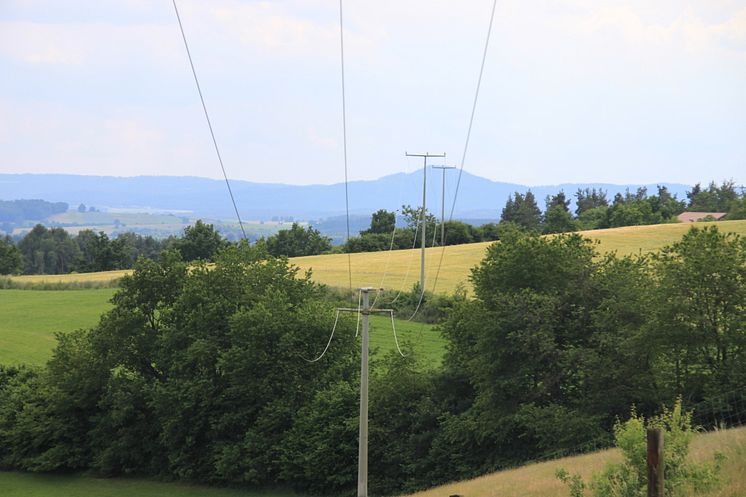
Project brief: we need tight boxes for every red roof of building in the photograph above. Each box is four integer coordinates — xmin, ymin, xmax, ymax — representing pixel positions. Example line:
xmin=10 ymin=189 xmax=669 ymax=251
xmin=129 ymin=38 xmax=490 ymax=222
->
xmin=677 ymin=212 xmax=727 ymax=223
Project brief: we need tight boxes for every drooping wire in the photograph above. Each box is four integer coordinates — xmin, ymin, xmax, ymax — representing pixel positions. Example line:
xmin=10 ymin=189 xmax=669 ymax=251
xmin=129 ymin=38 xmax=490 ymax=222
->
xmin=389 ymin=310 xmax=407 ymax=357
xmin=304 ymin=310 xmax=341 ymax=363
xmin=171 ymin=0 xmax=247 ymax=241
xmin=428 ymin=0 xmax=498 ymax=297
xmin=338 ymin=0 xmax=353 ymax=298
xmin=354 ymin=288 xmax=362 ymax=337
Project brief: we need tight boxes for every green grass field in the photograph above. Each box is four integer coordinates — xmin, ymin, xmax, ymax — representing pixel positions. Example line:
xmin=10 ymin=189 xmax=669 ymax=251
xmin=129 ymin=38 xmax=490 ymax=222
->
xmin=0 ymin=288 xmax=442 ymax=367
xmin=1 ymin=426 xmax=743 ymax=497
xmin=0 ymin=472 xmax=298 ymax=497
xmin=0 ymin=289 xmax=117 ymax=365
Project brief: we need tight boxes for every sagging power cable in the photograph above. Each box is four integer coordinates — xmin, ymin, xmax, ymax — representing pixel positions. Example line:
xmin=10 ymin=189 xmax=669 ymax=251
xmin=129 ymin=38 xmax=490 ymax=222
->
xmin=171 ymin=0 xmax=247 ymax=240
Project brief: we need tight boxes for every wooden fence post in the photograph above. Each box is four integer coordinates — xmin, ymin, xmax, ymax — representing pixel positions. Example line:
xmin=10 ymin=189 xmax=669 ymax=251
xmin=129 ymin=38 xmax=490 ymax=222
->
xmin=647 ymin=428 xmax=664 ymax=497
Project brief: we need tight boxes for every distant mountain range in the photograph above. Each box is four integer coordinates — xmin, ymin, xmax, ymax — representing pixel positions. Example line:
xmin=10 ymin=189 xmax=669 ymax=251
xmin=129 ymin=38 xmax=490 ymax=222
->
xmin=0 ymin=172 xmax=692 ymax=222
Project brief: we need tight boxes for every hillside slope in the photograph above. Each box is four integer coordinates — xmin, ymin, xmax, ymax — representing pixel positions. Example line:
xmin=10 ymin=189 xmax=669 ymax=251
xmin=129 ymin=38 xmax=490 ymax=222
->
xmin=403 ymin=426 xmax=746 ymax=497
xmin=10 ymin=220 xmax=746 ymax=293
xmin=293 ymin=219 xmax=746 ymax=294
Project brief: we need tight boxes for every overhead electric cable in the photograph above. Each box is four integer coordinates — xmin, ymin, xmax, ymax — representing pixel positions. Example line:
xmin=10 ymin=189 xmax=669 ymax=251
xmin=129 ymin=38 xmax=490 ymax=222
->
xmin=389 ymin=310 xmax=407 ymax=358
xmin=171 ymin=0 xmax=247 ymax=240
xmin=339 ymin=0 xmax=353 ymax=297
xmin=429 ymin=0 xmax=498 ymax=296
xmin=304 ymin=310 xmax=341 ymax=363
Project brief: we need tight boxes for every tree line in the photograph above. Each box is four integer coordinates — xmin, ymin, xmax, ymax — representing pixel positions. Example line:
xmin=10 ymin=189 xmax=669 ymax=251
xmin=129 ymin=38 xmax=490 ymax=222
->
xmin=0 ymin=225 xmax=743 ymax=496
xmin=505 ymin=180 xmax=745 ymax=234
xmin=0 ymin=220 xmax=227 ymax=276
xmin=1 ymin=179 xmax=744 ymax=274
xmin=330 ymin=180 xmax=746 ymax=255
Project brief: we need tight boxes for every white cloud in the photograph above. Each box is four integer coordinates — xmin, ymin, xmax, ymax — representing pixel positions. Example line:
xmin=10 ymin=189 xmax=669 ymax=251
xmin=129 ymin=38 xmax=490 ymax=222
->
xmin=0 ymin=20 xmax=180 ymax=67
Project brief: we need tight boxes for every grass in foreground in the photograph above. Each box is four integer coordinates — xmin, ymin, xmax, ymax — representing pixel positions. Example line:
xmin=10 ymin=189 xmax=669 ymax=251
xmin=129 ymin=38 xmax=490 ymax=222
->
xmin=0 ymin=289 xmax=440 ymax=367
xmin=0 ymin=472 xmax=299 ymax=497
xmin=403 ymin=426 xmax=746 ymax=497
xmin=0 ymin=289 xmax=116 ymax=365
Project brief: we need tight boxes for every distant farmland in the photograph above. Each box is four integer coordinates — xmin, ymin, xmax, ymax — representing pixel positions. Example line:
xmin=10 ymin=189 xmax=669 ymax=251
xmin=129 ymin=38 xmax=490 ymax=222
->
xmin=9 ymin=220 xmax=746 ymax=294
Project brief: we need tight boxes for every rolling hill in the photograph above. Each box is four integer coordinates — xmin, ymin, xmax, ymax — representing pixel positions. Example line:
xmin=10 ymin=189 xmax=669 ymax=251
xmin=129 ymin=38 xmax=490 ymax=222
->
xmin=0 ymin=172 xmax=691 ymax=221
xmin=10 ymin=220 xmax=746 ymax=294
xmin=292 ymin=219 xmax=746 ymax=294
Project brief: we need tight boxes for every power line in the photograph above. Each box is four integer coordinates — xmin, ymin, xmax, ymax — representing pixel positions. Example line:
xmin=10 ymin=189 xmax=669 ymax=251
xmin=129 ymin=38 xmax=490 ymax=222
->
xmin=449 ymin=0 xmax=498 ymax=222
xmin=303 ymin=310 xmax=342 ymax=363
xmin=430 ymin=0 xmax=498 ymax=296
xmin=171 ymin=0 xmax=247 ymax=241
xmin=339 ymin=0 xmax=353 ymax=298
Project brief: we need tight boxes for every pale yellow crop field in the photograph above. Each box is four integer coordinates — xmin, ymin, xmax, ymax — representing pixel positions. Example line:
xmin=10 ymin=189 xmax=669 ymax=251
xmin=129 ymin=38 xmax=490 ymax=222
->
xmin=11 ymin=269 xmax=131 ymax=285
xmin=294 ymin=220 xmax=746 ymax=294
xmin=402 ymin=426 xmax=746 ymax=497
xmin=11 ymin=220 xmax=746 ymax=293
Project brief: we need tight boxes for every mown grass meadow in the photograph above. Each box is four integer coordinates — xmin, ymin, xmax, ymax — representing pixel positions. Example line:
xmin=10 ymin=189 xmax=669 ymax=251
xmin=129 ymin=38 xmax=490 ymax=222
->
xmin=0 ymin=288 xmax=442 ymax=367
xmin=0 ymin=288 xmax=116 ymax=365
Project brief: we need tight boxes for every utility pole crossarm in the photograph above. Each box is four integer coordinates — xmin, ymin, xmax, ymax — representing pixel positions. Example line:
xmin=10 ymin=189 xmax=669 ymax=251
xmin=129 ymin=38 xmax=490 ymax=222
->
xmin=404 ymin=152 xmax=446 ymax=292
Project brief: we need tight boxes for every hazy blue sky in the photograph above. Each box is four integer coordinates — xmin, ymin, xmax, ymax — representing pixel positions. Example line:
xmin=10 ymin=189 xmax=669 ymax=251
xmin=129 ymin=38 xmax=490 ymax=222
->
xmin=1 ymin=0 xmax=744 ymax=186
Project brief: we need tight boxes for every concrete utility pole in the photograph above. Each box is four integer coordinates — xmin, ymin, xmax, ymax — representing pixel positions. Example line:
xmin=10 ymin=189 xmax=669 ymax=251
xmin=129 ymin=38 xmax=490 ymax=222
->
xmin=337 ymin=288 xmax=393 ymax=497
xmin=432 ymin=164 xmax=456 ymax=246
xmin=405 ymin=152 xmax=446 ymax=291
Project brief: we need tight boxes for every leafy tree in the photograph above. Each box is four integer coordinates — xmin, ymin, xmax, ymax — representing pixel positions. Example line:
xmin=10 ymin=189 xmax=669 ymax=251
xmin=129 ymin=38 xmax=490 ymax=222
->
xmin=726 ymin=195 xmax=746 ymax=220
xmin=577 ymin=206 xmax=609 ymax=230
xmin=604 ymin=187 xmax=684 ymax=228
xmin=171 ymin=220 xmax=227 ymax=262
xmin=75 ymin=230 xmax=116 ymax=272
xmin=650 ymin=226 xmax=746 ymax=398
xmin=687 ymin=180 xmax=739 ymax=212
xmin=544 ymin=191 xmax=577 ymax=234
xmin=649 ymin=185 xmax=686 ymax=220
xmin=401 ymin=205 xmax=437 ymax=246
xmin=264 ymin=223 xmax=331 ymax=257
xmin=575 ymin=188 xmax=608 ymax=216
xmin=77 ymin=203 xmax=87 ymax=213
xmin=441 ymin=220 xmax=477 ymax=245
xmin=501 ymin=191 xmax=542 ymax=231
xmin=0 ymin=235 xmax=22 ymax=275
xmin=17 ymin=224 xmax=80 ymax=274
xmin=362 ymin=209 xmax=396 ymax=235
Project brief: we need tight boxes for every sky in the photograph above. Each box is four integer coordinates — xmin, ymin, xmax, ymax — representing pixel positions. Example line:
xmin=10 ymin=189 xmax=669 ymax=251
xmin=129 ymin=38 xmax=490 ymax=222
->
xmin=0 ymin=0 xmax=745 ymax=187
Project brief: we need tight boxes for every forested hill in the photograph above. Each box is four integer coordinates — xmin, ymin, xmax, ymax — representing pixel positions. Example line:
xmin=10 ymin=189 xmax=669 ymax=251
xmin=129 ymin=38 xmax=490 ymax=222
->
xmin=0 ymin=173 xmax=691 ymax=221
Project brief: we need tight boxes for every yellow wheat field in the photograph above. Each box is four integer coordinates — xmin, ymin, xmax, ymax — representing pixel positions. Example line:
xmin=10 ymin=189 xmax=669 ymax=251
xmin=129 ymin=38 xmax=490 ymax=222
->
xmin=293 ymin=220 xmax=746 ymax=294
xmin=11 ymin=220 xmax=746 ymax=294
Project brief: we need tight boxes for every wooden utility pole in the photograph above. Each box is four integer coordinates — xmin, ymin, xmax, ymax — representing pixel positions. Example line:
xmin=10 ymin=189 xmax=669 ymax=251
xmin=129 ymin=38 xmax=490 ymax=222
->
xmin=337 ymin=288 xmax=393 ymax=497
xmin=432 ymin=164 xmax=456 ymax=246
xmin=405 ymin=152 xmax=446 ymax=290
xmin=647 ymin=428 xmax=664 ymax=497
